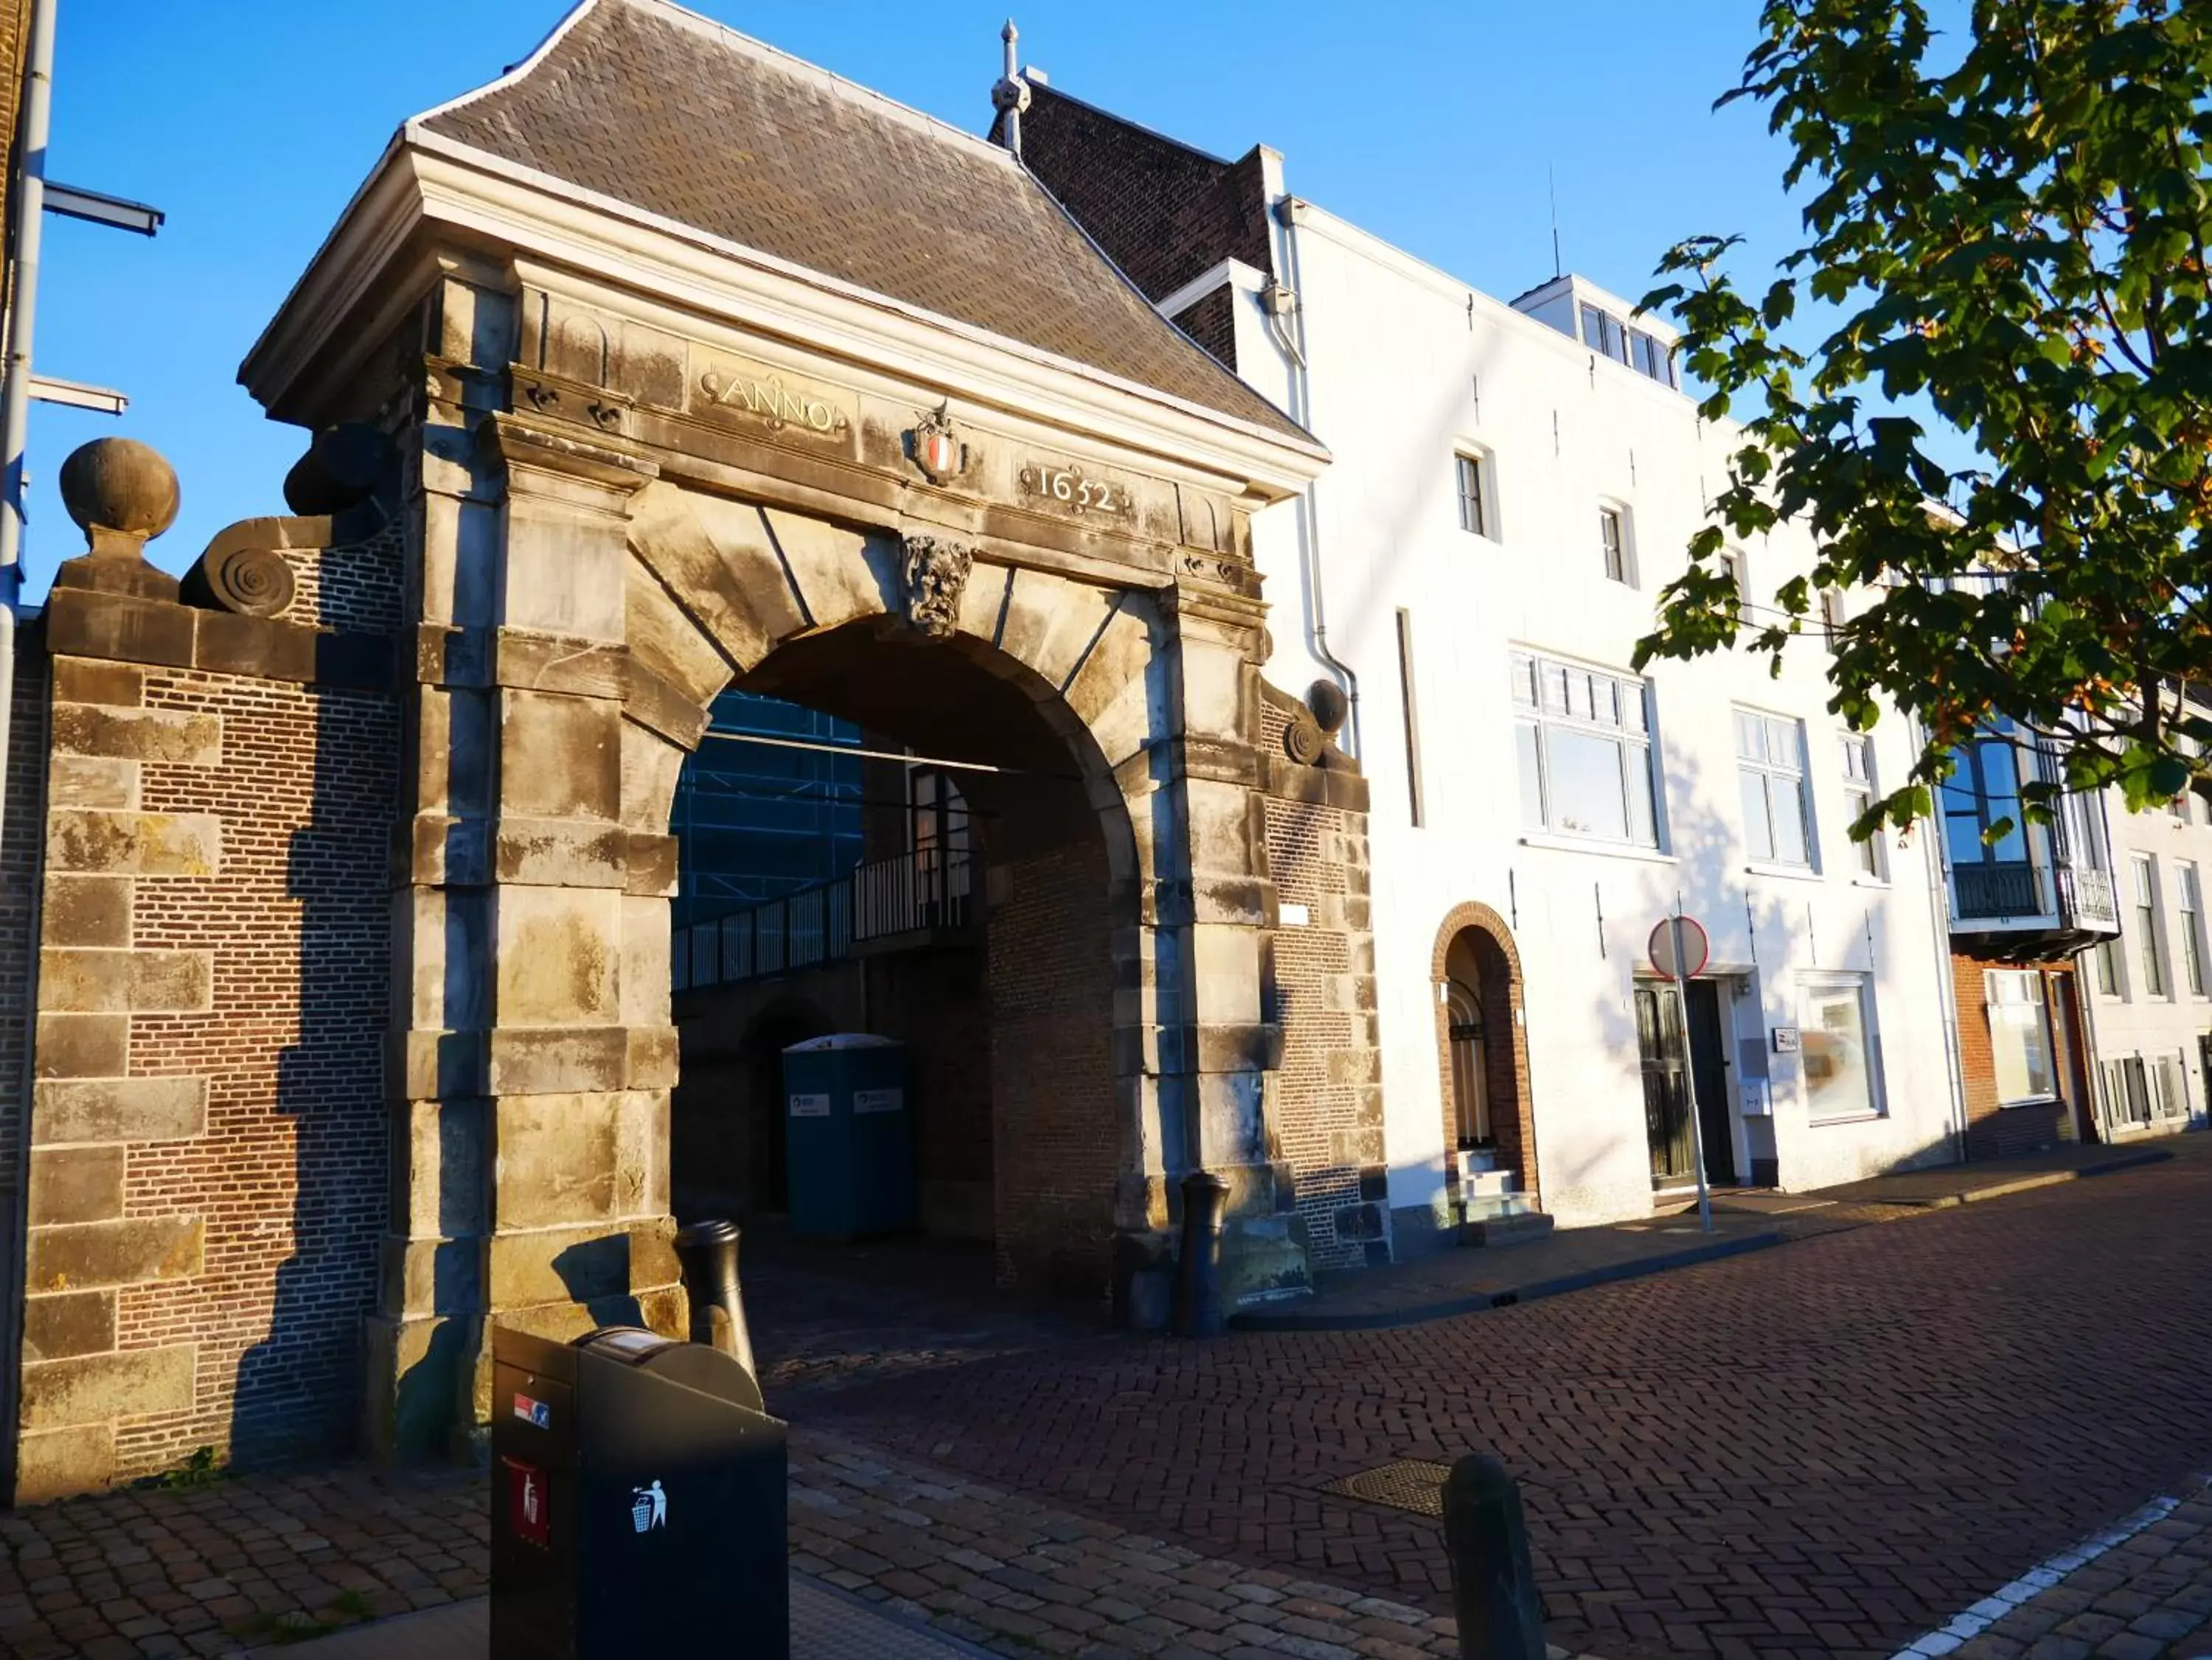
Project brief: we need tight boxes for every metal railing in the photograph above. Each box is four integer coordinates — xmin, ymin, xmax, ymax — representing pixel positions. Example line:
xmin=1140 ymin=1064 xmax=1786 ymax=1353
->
xmin=1952 ymin=859 xmax=2042 ymax=919
xmin=672 ymin=846 xmax=973 ymax=993
xmin=2060 ymin=865 xmax=2119 ymax=929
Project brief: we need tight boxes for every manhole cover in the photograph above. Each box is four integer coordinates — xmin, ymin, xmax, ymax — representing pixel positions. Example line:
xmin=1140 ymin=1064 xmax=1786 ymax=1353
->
xmin=1321 ymin=1459 xmax=1452 ymax=1516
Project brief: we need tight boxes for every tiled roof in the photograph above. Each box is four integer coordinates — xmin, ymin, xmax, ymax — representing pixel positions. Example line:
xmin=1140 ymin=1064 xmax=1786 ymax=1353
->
xmin=417 ymin=0 xmax=1308 ymax=442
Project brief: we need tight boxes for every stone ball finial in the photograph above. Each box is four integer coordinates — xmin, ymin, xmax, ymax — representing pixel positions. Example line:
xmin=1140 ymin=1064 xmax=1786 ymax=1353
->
xmin=1306 ymin=678 xmax=1349 ymax=736
xmin=59 ymin=436 xmax=180 ymax=546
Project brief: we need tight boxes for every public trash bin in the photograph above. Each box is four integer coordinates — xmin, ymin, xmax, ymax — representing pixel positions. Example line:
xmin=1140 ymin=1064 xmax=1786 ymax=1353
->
xmin=782 ymin=1033 xmax=915 ymax=1238
xmin=490 ymin=1323 xmax=788 ymax=1659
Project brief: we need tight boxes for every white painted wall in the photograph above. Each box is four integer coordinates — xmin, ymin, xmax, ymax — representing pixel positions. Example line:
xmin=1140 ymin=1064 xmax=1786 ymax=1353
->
xmin=2082 ymin=792 xmax=2212 ymax=1134
xmin=1228 ymin=199 xmax=1964 ymax=1234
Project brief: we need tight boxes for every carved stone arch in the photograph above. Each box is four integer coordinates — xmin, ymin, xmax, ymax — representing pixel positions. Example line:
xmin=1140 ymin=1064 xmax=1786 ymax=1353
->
xmin=618 ymin=478 xmax=1183 ymax=1295
xmin=1430 ymin=902 xmax=1537 ymax=1202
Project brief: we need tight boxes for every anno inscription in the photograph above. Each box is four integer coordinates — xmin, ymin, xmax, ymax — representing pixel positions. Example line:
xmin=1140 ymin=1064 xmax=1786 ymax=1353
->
xmin=692 ymin=355 xmax=853 ymax=444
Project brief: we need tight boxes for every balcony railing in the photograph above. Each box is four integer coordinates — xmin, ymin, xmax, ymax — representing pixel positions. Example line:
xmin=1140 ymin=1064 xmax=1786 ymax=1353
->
xmin=672 ymin=847 xmax=973 ymax=993
xmin=2059 ymin=865 xmax=2119 ymax=930
xmin=1952 ymin=859 xmax=2042 ymax=919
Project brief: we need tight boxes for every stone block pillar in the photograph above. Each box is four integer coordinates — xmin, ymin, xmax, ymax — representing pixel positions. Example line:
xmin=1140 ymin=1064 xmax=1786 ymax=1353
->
xmin=369 ymin=276 xmax=684 ymax=1459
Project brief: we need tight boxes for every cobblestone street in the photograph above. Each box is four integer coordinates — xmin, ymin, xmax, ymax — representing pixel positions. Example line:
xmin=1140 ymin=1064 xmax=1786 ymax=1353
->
xmin=3 ymin=1144 xmax=2208 ymax=1659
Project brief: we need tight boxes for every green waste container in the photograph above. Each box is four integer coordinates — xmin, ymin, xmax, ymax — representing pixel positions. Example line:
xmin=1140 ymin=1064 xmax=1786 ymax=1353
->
xmin=782 ymin=1035 xmax=914 ymax=1238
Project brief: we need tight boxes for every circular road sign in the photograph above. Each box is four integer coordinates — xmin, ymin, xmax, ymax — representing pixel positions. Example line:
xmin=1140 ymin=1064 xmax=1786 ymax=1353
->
xmin=1647 ymin=916 xmax=1710 ymax=983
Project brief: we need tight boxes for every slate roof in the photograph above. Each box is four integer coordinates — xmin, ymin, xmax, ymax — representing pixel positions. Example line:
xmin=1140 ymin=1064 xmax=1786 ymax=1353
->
xmin=416 ymin=0 xmax=1309 ymax=443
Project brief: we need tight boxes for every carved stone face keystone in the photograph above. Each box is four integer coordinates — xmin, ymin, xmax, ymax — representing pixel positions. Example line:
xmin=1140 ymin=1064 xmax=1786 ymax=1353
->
xmin=900 ymin=534 xmax=975 ymax=639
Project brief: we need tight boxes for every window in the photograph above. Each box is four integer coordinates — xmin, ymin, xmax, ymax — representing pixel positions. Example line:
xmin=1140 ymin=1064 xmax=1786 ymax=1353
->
xmin=2155 ymin=1053 xmax=2189 ymax=1118
xmin=1840 ymin=734 xmax=1880 ymax=876
xmin=1984 ymin=969 xmax=2056 ymax=1105
xmin=2103 ymin=1056 xmax=2152 ymax=1127
xmin=1630 ymin=329 xmax=1675 ymax=386
xmin=1511 ymin=651 xmax=1659 ymax=847
xmin=1801 ymin=978 xmax=1881 ymax=1121
xmin=1716 ymin=548 xmax=1748 ymax=608
xmin=2133 ymin=855 xmax=2166 ymax=997
xmin=1599 ymin=505 xmax=1630 ymax=584
xmin=1580 ymin=303 xmax=1627 ymax=363
xmin=1819 ymin=588 xmax=1847 ymax=647
xmin=1941 ymin=728 xmax=2031 ymax=910
xmin=1455 ymin=452 xmax=1493 ymax=538
xmin=1736 ymin=710 xmax=1811 ymax=866
xmin=2091 ymin=936 xmax=2121 ymax=997
xmin=2178 ymin=862 xmax=2205 ymax=996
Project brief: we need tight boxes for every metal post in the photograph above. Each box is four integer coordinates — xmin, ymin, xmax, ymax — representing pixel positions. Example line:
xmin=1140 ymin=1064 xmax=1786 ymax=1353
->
xmin=1669 ymin=894 xmax=1713 ymax=1233
xmin=1170 ymin=1171 xmax=1229 ymax=1338
xmin=1441 ymin=1454 xmax=1546 ymax=1660
xmin=672 ymin=1218 xmax=759 ymax=1386
xmin=0 ymin=0 xmax=58 ymax=596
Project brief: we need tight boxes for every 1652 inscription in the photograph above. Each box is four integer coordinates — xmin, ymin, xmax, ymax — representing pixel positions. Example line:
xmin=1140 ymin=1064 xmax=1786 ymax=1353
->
xmin=1018 ymin=463 xmax=1132 ymax=517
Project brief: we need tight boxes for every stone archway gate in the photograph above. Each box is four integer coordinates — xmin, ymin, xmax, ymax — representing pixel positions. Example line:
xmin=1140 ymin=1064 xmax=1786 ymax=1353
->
xmin=0 ymin=0 xmax=1393 ymax=1494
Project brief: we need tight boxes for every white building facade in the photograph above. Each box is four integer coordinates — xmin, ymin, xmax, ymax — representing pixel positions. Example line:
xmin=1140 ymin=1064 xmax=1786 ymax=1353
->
xmin=2081 ymin=787 xmax=2212 ymax=1140
xmin=1012 ymin=84 xmax=1968 ymax=1247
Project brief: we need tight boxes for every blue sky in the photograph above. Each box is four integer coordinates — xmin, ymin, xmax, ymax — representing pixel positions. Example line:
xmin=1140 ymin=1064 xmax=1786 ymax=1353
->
xmin=23 ymin=0 xmax=1799 ymax=599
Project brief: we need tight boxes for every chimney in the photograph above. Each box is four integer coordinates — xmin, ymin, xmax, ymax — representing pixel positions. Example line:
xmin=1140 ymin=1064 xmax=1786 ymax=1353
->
xmin=992 ymin=19 xmax=1032 ymax=157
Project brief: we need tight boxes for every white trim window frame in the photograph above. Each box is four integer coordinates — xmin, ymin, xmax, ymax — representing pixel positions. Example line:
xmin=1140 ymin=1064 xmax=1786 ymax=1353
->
xmin=1798 ymin=974 xmax=1885 ymax=1123
xmin=1599 ymin=501 xmax=1634 ymax=586
xmin=1736 ymin=708 xmax=1815 ymax=868
xmin=1455 ymin=449 xmax=1498 ymax=540
xmin=1984 ymin=968 xmax=2059 ymax=1106
xmin=2132 ymin=854 xmax=2168 ymax=999
xmin=2178 ymin=860 xmax=2206 ymax=998
xmin=1839 ymin=733 xmax=1881 ymax=878
xmin=1510 ymin=650 xmax=1660 ymax=849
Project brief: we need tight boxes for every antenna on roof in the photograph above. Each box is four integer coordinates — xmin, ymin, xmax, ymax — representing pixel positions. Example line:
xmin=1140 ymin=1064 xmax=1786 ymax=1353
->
xmin=1548 ymin=165 xmax=1562 ymax=280
xmin=992 ymin=20 xmax=1032 ymax=158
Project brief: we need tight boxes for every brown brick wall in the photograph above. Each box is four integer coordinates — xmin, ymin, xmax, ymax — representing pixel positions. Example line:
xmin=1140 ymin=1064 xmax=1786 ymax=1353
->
xmin=110 ymin=669 xmax=398 ymax=1473
xmin=1169 ymin=287 xmax=1238 ymax=372
xmin=1015 ymin=84 xmax=1274 ymax=304
xmin=0 ymin=624 xmax=44 ymax=1236
xmin=986 ymin=836 xmax=1116 ymax=1296
xmin=1265 ymin=794 xmax=1377 ymax=1270
xmin=1952 ymin=952 xmax=2088 ymax=1160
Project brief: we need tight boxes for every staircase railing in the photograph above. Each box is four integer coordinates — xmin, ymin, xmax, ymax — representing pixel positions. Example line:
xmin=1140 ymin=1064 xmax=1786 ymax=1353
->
xmin=672 ymin=846 xmax=972 ymax=992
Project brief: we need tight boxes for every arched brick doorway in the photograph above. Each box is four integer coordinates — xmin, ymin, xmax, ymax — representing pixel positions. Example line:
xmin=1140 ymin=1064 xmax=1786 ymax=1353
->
xmin=1431 ymin=905 xmax=1537 ymax=1207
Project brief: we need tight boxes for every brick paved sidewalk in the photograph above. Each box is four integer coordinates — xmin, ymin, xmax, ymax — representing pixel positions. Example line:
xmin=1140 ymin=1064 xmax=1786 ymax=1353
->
xmin=0 ymin=1431 xmax=1601 ymax=1660
xmin=1896 ymin=1480 xmax=2212 ymax=1660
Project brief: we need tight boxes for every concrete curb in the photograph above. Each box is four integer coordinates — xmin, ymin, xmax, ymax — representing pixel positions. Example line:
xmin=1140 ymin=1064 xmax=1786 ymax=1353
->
xmin=1891 ymin=1145 xmax=2174 ymax=1209
xmin=1228 ymin=1230 xmax=1787 ymax=1333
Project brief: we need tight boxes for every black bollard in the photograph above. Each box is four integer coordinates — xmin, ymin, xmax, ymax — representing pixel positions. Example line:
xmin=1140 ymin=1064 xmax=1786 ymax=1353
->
xmin=1442 ymin=1454 xmax=1546 ymax=1660
xmin=672 ymin=1218 xmax=759 ymax=1387
xmin=1169 ymin=1171 xmax=1230 ymax=1338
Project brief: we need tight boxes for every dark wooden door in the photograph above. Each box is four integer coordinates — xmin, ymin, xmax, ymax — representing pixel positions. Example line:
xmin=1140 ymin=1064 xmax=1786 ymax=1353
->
xmin=1686 ymin=980 xmax=1737 ymax=1185
xmin=1636 ymin=984 xmax=1697 ymax=1187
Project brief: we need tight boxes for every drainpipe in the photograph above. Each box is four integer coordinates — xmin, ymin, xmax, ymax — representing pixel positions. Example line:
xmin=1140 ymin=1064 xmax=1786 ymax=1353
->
xmin=0 ymin=0 xmax=58 ymax=1505
xmin=1912 ymin=716 xmax=1970 ymax=1165
xmin=1271 ymin=197 xmax=1361 ymax=759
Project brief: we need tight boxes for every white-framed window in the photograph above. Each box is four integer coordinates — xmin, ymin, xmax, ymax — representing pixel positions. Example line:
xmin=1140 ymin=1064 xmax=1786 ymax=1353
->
xmin=1820 ymin=588 xmax=1847 ymax=647
xmin=1599 ymin=503 xmax=1632 ymax=585
xmin=1984 ymin=969 xmax=2057 ymax=1106
xmin=1455 ymin=450 xmax=1496 ymax=539
xmin=1630 ymin=329 xmax=1677 ymax=388
xmin=2179 ymin=861 xmax=2205 ymax=997
xmin=1511 ymin=650 xmax=1660 ymax=848
xmin=1800 ymin=976 xmax=1883 ymax=1122
xmin=1840 ymin=733 xmax=1881 ymax=877
xmin=1581 ymin=302 xmax=1628 ymax=363
xmin=2132 ymin=855 xmax=2167 ymax=997
xmin=2090 ymin=935 xmax=2123 ymax=998
xmin=1736 ymin=709 xmax=1812 ymax=867
xmin=1716 ymin=548 xmax=1749 ymax=607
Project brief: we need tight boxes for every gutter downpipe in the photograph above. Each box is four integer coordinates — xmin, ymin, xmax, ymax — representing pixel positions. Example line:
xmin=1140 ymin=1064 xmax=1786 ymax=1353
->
xmin=0 ymin=0 xmax=58 ymax=1505
xmin=1912 ymin=716 xmax=1971 ymax=1166
xmin=1272 ymin=196 xmax=1360 ymax=759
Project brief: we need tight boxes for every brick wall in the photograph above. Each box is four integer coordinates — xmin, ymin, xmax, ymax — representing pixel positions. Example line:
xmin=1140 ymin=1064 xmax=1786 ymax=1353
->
xmin=0 ymin=625 xmax=45 ymax=1305
xmin=986 ymin=835 xmax=1116 ymax=1297
xmin=1951 ymin=952 xmax=2087 ymax=1159
xmin=1169 ymin=288 xmax=1239 ymax=371
xmin=113 ymin=670 xmax=397 ymax=1472
xmin=1014 ymin=85 xmax=1273 ymax=304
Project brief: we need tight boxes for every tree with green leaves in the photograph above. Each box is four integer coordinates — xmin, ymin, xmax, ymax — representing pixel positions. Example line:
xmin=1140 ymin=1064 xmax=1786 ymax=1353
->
xmin=1637 ymin=0 xmax=2212 ymax=842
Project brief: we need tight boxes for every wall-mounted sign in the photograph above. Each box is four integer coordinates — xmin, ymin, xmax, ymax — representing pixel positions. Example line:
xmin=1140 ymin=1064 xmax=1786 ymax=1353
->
xmin=1739 ymin=1078 xmax=1772 ymax=1117
xmin=853 ymin=1088 xmax=904 ymax=1115
xmin=693 ymin=355 xmax=853 ymax=445
xmin=788 ymin=1092 xmax=830 ymax=1118
xmin=1018 ymin=461 xmax=1133 ymax=517
xmin=1279 ymin=902 xmax=1311 ymax=927
xmin=1771 ymin=1026 xmax=1801 ymax=1053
